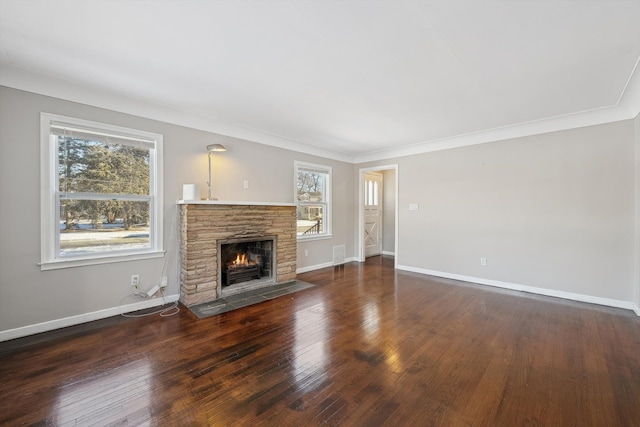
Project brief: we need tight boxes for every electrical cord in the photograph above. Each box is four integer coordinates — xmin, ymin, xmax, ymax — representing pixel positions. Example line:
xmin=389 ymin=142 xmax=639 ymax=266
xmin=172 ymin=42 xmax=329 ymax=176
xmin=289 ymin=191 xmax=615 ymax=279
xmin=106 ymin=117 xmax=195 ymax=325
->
xmin=119 ymin=207 xmax=181 ymax=318
xmin=120 ymin=288 xmax=180 ymax=318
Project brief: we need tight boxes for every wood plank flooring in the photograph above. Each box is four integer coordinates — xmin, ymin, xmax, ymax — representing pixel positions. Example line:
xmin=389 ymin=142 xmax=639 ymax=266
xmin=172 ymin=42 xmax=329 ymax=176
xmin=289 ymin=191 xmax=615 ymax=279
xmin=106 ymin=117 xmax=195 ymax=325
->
xmin=1 ymin=256 xmax=639 ymax=426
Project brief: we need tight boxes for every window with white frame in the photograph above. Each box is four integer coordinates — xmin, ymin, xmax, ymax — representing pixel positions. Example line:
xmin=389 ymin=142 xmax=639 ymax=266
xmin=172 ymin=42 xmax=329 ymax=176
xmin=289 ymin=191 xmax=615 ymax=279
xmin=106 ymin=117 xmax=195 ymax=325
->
xmin=40 ymin=113 xmax=163 ymax=269
xmin=295 ymin=161 xmax=331 ymax=238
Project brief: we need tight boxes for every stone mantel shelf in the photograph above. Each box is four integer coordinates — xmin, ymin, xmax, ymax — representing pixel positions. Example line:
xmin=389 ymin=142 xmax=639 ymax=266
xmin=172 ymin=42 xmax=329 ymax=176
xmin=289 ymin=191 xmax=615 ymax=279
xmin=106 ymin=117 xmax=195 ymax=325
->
xmin=177 ymin=200 xmax=295 ymax=207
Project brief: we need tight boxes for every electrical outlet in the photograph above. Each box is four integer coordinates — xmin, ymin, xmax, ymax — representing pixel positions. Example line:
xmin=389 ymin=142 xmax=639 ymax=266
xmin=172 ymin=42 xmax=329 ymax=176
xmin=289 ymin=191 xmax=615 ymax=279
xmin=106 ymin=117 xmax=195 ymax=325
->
xmin=131 ymin=274 xmax=140 ymax=289
xmin=304 ymin=249 xmax=308 ymax=257
xmin=480 ymin=257 xmax=487 ymax=266
xmin=160 ymin=276 xmax=168 ymax=288
xmin=243 ymin=180 xmax=249 ymax=189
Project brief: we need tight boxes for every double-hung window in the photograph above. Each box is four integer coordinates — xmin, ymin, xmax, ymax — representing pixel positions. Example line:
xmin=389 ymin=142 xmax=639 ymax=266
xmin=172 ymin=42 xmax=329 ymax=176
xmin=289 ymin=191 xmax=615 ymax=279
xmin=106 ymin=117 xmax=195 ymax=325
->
xmin=40 ymin=113 xmax=163 ymax=269
xmin=295 ymin=161 xmax=331 ymax=239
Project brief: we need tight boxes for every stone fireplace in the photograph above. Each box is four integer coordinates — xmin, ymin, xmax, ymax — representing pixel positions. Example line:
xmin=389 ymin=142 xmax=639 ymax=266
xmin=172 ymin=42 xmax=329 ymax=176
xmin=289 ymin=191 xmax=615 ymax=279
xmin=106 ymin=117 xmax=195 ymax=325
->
xmin=179 ymin=202 xmax=297 ymax=306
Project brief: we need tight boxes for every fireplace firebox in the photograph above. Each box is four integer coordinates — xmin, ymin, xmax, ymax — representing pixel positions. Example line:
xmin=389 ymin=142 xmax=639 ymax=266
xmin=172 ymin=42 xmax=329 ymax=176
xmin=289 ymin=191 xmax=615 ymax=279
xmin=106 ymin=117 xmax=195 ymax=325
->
xmin=220 ymin=238 xmax=274 ymax=292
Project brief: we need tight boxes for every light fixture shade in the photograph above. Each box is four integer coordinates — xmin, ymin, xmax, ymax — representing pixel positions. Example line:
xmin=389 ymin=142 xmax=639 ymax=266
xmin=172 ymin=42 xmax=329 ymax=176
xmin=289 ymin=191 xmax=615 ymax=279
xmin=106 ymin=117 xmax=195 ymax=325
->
xmin=207 ymin=143 xmax=226 ymax=152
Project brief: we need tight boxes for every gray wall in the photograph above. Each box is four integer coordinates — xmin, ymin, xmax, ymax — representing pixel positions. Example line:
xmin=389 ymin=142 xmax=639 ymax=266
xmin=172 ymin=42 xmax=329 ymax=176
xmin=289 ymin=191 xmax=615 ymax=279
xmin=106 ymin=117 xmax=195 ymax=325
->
xmin=382 ymin=169 xmax=396 ymax=254
xmin=0 ymin=86 xmax=354 ymax=333
xmin=360 ymin=120 xmax=637 ymax=302
xmin=635 ymin=113 xmax=640 ymax=309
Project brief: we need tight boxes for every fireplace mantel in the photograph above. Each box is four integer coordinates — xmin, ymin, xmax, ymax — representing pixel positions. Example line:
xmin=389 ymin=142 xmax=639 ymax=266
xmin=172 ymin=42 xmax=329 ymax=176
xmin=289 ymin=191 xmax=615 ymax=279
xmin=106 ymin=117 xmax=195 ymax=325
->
xmin=179 ymin=202 xmax=297 ymax=306
xmin=178 ymin=200 xmax=295 ymax=207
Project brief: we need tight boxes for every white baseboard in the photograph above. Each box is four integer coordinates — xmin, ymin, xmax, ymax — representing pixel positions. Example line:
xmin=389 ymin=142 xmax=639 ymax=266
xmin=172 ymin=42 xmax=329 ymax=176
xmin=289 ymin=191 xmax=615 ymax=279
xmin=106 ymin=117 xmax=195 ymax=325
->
xmin=633 ymin=303 xmax=640 ymax=316
xmin=382 ymin=251 xmax=396 ymax=256
xmin=396 ymin=265 xmax=636 ymax=313
xmin=296 ymin=257 xmax=358 ymax=274
xmin=297 ymin=262 xmax=333 ymax=274
xmin=0 ymin=294 xmax=180 ymax=342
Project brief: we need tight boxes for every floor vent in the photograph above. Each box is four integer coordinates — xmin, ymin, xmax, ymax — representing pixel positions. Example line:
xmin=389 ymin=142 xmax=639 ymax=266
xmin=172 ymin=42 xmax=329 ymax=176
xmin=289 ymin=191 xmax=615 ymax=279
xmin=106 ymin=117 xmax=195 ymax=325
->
xmin=333 ymin=245 xmax=346 ymax=265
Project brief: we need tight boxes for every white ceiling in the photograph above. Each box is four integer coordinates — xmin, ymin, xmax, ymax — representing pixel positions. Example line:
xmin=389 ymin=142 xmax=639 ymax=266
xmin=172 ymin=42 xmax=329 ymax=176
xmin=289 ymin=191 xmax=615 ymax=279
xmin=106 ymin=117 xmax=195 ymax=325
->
xmin=1 ymin=0 xmax=639 ymax=162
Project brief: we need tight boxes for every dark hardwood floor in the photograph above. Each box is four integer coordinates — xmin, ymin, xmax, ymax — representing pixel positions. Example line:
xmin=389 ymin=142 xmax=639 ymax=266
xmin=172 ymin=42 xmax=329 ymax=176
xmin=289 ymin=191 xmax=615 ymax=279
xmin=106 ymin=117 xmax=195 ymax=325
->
xmin=1 ymin=256 xmax=639 ymax=426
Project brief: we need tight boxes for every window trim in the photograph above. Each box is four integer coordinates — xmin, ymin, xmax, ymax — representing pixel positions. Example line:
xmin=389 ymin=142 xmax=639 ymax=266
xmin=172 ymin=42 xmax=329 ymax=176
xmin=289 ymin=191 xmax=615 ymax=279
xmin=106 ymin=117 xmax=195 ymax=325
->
xmin=294 ymin=160 xmax=332 ymax=241
xmin=40 ymin=113 xmax=164 ymax=270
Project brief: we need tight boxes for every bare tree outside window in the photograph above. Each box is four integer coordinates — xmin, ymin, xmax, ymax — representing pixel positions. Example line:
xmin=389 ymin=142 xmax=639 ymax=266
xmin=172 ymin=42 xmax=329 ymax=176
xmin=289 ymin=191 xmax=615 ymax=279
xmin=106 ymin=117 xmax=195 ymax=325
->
xmin=57 ymin=136 xmax=152 ymax=255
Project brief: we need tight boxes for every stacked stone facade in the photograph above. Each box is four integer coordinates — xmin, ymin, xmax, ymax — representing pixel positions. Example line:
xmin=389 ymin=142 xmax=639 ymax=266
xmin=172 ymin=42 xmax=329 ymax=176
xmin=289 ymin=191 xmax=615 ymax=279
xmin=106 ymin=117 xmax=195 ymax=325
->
xmin=179 ymin=203 xmax=297 ymax=306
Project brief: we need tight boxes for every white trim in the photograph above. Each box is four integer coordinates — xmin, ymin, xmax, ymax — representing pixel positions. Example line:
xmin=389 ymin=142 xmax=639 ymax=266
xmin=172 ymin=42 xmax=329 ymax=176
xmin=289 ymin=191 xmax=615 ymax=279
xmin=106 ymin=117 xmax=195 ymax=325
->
xmin=633 ymin=304 xmax=640 ymax=317
xmin=353 ymin=107 xmax=629 ymax=163
xmin=294 ymin=160 xmax=332 ymax=239
xmin=40 ymin=113 xmax=164 ymax=270
xmin=382 ymin=251 xmax=396 ymax=256
xmin=296 ymin=257 xmax=358 ymax=274
xmin=358 ymin=165 xmax=399 ymax=269
xmin=3 ymin=64 xmax=639 ymax=165
xmin=39 ymin=250 xmax=165 ymax=271
xmin=296 ymin=234 xmax=333 ymax=242
xmin=397 ymin=265 xmax=636 ymax=312
xmin=0 ymin=294 xmax=179 ymax=342
xmin=0 ymin=66 xmax=354 ymax=163
xmin=297 ymin=262 xmax=333 ymax=274
xmin=178 ymin=200 xmax=295 ymax=206
xmin=354 ymin=64 xmax=640 ymax=164
xmin=634 ymin=112 xmax=640 ymax=316
xmin=617 ymin=56 xmax=640 ymax=117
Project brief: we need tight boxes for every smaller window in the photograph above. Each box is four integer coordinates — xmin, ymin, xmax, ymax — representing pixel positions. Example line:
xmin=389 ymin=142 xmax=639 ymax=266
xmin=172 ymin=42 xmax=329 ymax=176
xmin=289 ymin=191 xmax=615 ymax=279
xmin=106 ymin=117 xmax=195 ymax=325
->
xmin=295 ymin=161 xmax=332 ymax=239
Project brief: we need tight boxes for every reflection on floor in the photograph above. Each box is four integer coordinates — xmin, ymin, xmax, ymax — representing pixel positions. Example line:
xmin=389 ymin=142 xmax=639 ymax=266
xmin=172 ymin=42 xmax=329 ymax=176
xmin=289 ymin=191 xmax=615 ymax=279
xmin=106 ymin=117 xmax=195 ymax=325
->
xmin=188 ymin=280 xmax=315 ymax=318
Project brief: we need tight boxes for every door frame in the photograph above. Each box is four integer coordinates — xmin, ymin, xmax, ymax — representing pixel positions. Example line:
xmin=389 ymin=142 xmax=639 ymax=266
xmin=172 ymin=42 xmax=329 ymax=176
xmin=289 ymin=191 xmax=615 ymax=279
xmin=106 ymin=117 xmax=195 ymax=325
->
xmin=364 ymin=171 xmax=384 ymax=258
xmin=357 ymin=164 xmax=398 ymax=268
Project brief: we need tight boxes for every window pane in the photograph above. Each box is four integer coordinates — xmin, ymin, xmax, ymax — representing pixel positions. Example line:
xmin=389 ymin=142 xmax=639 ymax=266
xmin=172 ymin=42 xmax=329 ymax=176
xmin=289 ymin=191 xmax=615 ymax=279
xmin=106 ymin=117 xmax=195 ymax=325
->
xmin=297 ymin=171 xmax=325 ymax=202
xmin=59 ymin=199 xmax=150 ymax=256
xmin=373 ymin=181 xmax=379 ymax=206
xmin=58 ymin=136 xmax=150 ymax=195
xmin=296 ymin=204 xmax=324 ymax=235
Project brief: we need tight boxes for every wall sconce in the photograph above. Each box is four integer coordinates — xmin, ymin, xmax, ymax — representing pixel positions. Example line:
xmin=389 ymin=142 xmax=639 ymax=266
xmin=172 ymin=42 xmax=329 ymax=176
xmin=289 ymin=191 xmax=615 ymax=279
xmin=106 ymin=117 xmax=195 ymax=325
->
xmin=206 ymin=143 xmax=226 ymax=200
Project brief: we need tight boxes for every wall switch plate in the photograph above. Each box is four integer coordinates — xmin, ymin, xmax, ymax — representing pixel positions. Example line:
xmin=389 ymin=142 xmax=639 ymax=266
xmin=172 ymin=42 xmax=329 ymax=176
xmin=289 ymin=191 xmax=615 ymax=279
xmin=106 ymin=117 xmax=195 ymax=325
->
xmin=243 ymin=180 xmax=249 ymax=189
xmin=481 ymin=257 xmax=487 ymax=266
xmin=304 ymin=249 xmax=308 ymax=256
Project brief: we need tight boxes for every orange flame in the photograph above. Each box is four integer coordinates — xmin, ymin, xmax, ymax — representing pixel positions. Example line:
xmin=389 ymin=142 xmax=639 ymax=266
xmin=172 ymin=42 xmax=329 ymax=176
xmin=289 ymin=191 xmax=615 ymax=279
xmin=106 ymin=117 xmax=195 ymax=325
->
xmin=233 ymin=253 xmax=248 ymax=266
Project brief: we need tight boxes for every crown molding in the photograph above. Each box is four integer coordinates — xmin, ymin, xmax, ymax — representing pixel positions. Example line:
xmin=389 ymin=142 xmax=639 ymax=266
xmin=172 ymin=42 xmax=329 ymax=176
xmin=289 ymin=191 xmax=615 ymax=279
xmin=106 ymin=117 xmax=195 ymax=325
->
xmin=0 ymin=65 xmax=355 ymax=163
xmin=353 ymin=105 xmax=629 ymax=163
xmin=617 ymin=56 xmax=640 ymax=119
xmin=354 ymin=57 xmax=640 ymax=164
xmin=2 ymin=61 xmax=638 ymax=165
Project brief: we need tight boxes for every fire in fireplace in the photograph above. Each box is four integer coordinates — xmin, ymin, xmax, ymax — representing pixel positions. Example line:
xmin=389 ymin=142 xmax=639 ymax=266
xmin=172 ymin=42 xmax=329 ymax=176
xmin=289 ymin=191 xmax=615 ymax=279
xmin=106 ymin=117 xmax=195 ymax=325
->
xmin=220 ymin=239 xmax=274 ymax=288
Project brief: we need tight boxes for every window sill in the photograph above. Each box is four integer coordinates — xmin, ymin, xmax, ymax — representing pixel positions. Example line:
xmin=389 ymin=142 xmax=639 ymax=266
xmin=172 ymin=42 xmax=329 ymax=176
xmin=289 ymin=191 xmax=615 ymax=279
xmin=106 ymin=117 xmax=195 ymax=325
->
xmin=39 ymin=250 xmax=165 ymax=271
xmin=297 ymin=234 xmax=333 ymax=242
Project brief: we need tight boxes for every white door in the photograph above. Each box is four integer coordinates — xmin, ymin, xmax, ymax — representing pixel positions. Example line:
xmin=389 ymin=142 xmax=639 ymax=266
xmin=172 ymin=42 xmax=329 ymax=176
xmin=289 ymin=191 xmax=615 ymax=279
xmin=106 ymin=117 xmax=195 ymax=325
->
xmin=364 ymin=172 xmax=383 ymax=257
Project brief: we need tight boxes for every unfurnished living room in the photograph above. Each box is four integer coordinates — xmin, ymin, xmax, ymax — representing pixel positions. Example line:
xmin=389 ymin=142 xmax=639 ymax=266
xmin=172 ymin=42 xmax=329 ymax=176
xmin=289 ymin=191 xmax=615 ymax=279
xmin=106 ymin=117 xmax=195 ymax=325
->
xmin=0 ymin=1 xmax=639 ymax=425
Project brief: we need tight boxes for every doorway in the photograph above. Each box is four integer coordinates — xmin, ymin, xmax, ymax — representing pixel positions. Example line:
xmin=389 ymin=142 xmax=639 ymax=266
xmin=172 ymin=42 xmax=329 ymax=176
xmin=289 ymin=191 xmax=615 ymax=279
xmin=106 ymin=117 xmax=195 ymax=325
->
xmin=364 ymin=172 xmax=383 ymax=257
xmin=358 ymin=164 xmax=398 ymax=267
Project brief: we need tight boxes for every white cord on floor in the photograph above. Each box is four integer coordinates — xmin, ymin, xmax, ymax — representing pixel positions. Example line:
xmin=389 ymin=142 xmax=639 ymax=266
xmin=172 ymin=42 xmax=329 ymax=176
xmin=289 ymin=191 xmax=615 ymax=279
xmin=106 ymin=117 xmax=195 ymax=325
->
xmin=120 ymin=288 xmax=180 ymax=318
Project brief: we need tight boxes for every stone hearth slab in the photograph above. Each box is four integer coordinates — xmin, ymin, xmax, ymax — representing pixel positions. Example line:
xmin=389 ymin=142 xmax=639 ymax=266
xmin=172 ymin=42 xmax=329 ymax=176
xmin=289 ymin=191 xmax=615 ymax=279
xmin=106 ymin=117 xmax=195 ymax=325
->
xmin=187 ymin=280 xmax=315 ymax=319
